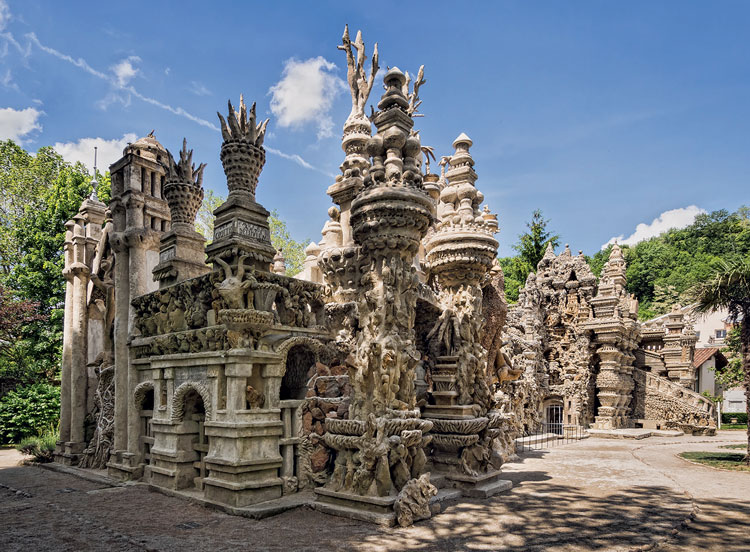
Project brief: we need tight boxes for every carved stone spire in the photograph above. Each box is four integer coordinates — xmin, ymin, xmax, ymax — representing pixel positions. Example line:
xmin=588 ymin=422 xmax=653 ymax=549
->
xmin=424 ymin=133 xmax=497 ymax=288
xmin=205 ymin=96 xmax=276 ymax=272
xmin=153 ymin=138 xmax=209 ymax=287
xmin=217 ymin=96 xmax=269 ymax=201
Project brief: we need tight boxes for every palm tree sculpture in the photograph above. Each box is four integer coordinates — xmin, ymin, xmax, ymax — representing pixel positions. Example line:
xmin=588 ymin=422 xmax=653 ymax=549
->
xmin=692 ymin=257 xmax=750 ymax=463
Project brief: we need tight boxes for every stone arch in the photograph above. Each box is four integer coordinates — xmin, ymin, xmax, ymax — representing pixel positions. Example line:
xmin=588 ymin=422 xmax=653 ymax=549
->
xmin=171 ymin=381 xmax=212 ymax=422
xmin=276 ymin=336 xmax=324 ymax=364
xmin=133 ymin=381 xmax=155 ymax=409
xmin=277 ymin=337 xmax=324 ymax=401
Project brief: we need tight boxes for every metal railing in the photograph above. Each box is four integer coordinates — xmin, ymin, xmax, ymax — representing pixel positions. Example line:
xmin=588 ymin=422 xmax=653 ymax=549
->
xmin=515 ymin=423 xmax=587 ymax=453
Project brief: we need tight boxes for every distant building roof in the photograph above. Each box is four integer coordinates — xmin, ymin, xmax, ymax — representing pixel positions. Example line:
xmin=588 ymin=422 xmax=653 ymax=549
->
xmin=693 ymin=347 xmax=728 ymax=369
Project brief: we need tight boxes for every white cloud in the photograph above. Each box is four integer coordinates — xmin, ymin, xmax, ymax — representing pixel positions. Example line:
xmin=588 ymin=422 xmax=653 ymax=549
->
xmin=189 ymin=80 xmax=211 ymax=96
xmin=0 ymin=106 xmax=42 ymax=142
xmin=603 ymin=205 xmax=706 ymax=249
xmin=111 ymin=56 xmax=140 ymax=87
xmin=53 ymin=133 xmax=138 ymax=171
xmin=269 ymin=56 xmax=345 ymax=139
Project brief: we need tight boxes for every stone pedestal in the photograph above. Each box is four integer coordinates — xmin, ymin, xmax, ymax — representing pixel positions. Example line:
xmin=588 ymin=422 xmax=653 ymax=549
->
xmin=314 ymin=487 xmax=398 ymax=526
xmin=153 ymin=226 xmax=209 ymax=286
xmin=204 ymin=195 xmax=275 ymax=271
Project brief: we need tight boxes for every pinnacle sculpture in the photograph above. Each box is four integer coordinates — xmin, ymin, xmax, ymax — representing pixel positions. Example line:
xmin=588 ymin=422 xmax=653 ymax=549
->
xmin=152 ymin=138 xmax=209 ymax=286
xmin=205 ymin=96 xmax=276 ymax=271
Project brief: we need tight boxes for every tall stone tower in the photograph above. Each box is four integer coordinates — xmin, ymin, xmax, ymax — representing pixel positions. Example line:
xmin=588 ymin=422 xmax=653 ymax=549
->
xmin=56 ymin=191 xmax=106 ymax=465
xmin=107 ymin=132 xmax=171 ymax=479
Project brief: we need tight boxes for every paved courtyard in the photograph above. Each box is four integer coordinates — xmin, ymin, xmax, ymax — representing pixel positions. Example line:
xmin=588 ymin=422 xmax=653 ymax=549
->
xmin=1 ymin=432 xmax=748 ymax=552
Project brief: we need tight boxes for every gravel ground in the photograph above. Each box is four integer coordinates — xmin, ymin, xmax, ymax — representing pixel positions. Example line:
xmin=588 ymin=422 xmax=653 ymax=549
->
xmin=0 ymin=432 xmax=747 ymax=552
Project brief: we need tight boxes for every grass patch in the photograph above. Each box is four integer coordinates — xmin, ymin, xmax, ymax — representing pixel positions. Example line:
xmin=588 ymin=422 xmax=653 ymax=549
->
xmin=720 ymin=444 xmax=748 ymax=450
xmin=679 ymin=451 xmax=750 ymax=472
xmin=720 ymin=424 xmax=747 ymax=430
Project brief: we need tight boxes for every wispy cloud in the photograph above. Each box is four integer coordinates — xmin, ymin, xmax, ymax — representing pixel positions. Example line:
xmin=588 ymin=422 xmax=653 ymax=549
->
xmin=0 ymin=0 xmax=9 ymax=32
xmin=0 ymin=106 xmax=43 ymax=142
xmin=188 ymin=80 xmax=211 ymax=97
xmin=269 ymin=56 xmax=345 ymax=139
xmin=1 ymin=67 xmax=19 ymax=91
xmin=266 ymin=146 xmax=336 ymax=178
xmin=26 ymin=32 xmax=109 ymax=80
xmin=21 ymin=30 xmax=331 ymax=176
xmin=603 ymin=205 xmax=706 ymax=249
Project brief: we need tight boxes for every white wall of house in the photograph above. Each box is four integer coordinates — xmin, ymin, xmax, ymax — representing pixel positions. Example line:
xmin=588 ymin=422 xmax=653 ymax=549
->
xmin=724 ymin=388 xmax=746 ymax=414
xmin=693 ymin=309 xmax=730 ymax=347
xmin=696 ymin=358 xmax=719 ymax=396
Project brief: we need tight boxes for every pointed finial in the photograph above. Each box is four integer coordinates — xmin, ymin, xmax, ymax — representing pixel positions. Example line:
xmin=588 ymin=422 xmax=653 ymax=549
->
xmin=89 ymin=146 xmax=99 ymax=200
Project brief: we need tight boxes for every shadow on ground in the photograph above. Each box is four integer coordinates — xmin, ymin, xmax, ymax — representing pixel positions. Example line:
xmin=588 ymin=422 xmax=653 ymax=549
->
xmin=0 ymin=461 xmax=748 ymax=552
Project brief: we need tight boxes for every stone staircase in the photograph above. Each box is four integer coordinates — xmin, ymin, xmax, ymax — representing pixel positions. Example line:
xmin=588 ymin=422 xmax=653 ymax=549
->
xmin=632 ymin=368 xmax=716 ymax=435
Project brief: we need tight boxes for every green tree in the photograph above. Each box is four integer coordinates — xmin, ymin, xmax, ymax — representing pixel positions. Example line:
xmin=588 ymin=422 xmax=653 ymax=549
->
xmin=0 ymin=140 xmax=98 ymax=391
xmin=196 ymin=192 xmax=310 ymax=276
xmin=590 ymin=207 xmax=750 ymax=320
xmin=691 ymin=257 xmax=750 ymax=463
xmin=195 ymin=189 xmax=223 ymax=241
xmin=499 ymin=210 xmax=560 ymax=303
xmin=715 ymin=326 xmax=744 ymax=389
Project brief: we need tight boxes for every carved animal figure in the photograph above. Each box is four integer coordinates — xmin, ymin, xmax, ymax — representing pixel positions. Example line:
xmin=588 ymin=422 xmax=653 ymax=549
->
xmin=245 ymin=385 xmax=265 ymax=409
xmin=214 ymin=255 xmax=255 ymax=309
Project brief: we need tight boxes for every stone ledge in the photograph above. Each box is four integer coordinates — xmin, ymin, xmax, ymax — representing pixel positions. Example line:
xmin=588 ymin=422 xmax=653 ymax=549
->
xmin=40 ymin=462 xmax=124 ymax=488
xmin=148 ymin=484 xmax=314 ymax=519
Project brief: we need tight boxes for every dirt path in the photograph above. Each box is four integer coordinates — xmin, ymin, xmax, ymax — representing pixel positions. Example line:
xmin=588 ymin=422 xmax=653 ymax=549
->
xmin=0 ymin=434 xmax=747 ymax=552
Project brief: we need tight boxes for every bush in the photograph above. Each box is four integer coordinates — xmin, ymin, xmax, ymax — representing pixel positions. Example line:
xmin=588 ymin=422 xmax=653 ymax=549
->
xmin=722 ymin=412 xmax=748 ymax=425
xmin=16 ymin=428 xmax=58 ymax=462
xmin=0 ymin=383 xmax=60 ymax=444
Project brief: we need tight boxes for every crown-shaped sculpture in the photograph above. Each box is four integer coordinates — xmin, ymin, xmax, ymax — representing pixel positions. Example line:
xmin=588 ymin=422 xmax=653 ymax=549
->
xmin=163 ymin=138 xmax=206 ymax=230
xmin=218 ymin=96 xmax=269 ymax=200
xmin=424 ymin=133 xmax=498 ymax=288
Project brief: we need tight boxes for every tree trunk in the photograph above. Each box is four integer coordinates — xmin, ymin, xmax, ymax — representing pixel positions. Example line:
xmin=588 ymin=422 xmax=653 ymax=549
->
xmin=742 ymin=316 xmax=750 ymax=465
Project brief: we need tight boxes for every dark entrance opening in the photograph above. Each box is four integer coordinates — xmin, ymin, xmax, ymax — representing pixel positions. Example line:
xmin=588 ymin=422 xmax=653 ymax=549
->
xmin=282 ymin=345 xmax=315 ymax=400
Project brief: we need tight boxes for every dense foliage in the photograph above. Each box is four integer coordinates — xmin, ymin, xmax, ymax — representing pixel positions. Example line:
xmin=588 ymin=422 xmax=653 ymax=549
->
xmin=16 ymin=428 xmax=59 ymax=462
xmin=589 ymin=208 xmax=750 ymax=320
xmin=0 ymin=140 xmax=105 ymax=393
xmin=690 ymin=255 xmax=750 ymax=463
xmin=499 ymin=210 xmax=560 ymax=303
xmin=0 ymin=383 xmax=60 ymax=444
xmin=714 ymin=326 xmax=745 ymax=389
xmin=722 ymin=412 xmax=748 ymax=425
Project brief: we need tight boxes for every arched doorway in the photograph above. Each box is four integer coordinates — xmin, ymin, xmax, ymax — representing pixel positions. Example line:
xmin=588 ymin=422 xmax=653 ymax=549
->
xmin=139 ymin=388 xmax=154 ymax=464
xmin=281 ymin=344 xmax=316 ymax=400
xmin=182 ymin=389 xmax=207 ymax=490
xmin=133 ymin=382 xmax=155 ymax=465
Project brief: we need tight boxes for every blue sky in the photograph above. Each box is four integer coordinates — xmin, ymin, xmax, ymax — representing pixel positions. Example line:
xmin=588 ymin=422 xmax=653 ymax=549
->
xmin=1 ymin=1 xmax=748 ymax=257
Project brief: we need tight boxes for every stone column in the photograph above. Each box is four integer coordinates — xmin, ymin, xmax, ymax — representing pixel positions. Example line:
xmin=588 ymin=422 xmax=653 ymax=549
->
xmin=57 ymin=223 xmax=75 ymax=450
xmin=110 ymin=229 xmax=130 ymax=457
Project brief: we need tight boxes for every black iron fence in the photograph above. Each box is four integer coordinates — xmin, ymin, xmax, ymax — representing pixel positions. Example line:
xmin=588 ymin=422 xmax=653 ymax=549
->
xmin=515 ymin=423 xmax=587 ymax=453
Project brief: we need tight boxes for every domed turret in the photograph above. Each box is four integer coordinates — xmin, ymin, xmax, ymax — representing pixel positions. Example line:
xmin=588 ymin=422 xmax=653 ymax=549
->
xmin=124 ymin=130 xmax=168 ymax=164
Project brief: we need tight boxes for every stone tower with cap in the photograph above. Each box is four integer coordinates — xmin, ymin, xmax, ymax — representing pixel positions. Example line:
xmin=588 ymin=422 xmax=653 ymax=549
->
xmin=107 ymin=131 xmax=171 ymax=480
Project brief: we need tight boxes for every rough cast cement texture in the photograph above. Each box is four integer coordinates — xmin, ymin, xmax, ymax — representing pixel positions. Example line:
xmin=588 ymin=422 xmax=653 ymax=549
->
xmin=57 ymin=25 xmax=717 ymax=526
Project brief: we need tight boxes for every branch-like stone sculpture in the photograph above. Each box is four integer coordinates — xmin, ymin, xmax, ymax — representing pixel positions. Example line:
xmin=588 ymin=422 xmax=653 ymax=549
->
xmin=338 ymin=25 xmax=379 ymax=122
